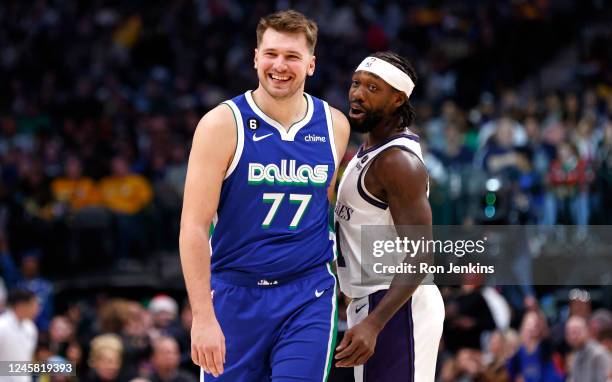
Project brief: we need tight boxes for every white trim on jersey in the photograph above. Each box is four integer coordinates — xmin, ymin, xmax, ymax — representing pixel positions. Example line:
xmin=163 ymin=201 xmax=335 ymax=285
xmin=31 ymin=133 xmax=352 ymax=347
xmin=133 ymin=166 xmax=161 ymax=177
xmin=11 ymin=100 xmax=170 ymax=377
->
xmin=244 ymin=90 xmax=314 ymax=141
xmin=222 ymin=100 xmax=245 ymax=179
xmin=210 ymin=213 xmax=218 ymax=258
xmin=359 ymin=161 xmax=387 ymax=206
xmin=322 ymin=262 xmax=338 ymax=382
xmin=323 ymin=101 xmax=338 ymax=170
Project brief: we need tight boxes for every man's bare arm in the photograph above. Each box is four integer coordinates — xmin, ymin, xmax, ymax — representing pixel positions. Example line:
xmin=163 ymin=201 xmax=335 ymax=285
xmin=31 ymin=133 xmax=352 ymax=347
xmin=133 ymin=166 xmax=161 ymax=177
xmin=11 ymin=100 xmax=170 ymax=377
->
xmin=364 ymin=148 xmax=431 ymax=330
xmin=336 ymin=148 xmax=431 ymax=367
xmin=179 ymin=104 xmax=236 ymax=377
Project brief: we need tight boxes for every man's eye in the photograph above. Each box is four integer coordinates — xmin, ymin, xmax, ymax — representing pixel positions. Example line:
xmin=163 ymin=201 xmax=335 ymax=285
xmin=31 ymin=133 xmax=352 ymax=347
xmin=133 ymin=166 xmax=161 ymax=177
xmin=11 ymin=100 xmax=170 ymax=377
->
xmin=368 ymin=84 xmax=377 ymax=91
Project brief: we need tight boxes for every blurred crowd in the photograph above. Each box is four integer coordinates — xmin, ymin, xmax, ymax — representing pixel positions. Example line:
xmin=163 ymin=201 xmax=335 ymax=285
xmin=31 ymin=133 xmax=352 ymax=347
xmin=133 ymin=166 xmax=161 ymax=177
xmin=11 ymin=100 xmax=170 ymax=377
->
xmin=2 ymin=284 xmax=610 ymax=382
xmin=0 ymin=289 xmax=199 ymax=381
xmin=0 ymin=0 xmax=611 ymax=268
xmin=433 ymin=284 xmax=612 ymax=382
xmin=1 ymin=0 xmax=612 ymax=381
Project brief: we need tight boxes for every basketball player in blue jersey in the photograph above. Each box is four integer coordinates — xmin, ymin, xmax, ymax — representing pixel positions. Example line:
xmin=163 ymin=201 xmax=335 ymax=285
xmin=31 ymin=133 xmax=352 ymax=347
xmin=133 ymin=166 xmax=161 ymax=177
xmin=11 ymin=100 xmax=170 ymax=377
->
xmin=333 ymin=52 xmax=444 ymax=381
xmin=179 ymin=10 xmax=350 ymax=382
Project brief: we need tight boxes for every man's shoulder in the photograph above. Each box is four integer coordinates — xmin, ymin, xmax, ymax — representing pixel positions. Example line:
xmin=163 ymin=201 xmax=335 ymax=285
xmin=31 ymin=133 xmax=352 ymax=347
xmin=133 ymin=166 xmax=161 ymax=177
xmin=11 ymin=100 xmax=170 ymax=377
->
xmin=22 ymin=319 xmax=37 ymax=335
xmin=586 ymin=340 xmax=610 ymax=358
xmin=203 ymin=102 xmax=235 ymax=119
xmin=372 ymin=144 xmax=427 ymax=179
xmin=196 ymin=103 xmax=237 ymax=134
xmin=0 ymin=312 xmax=10 ymax=327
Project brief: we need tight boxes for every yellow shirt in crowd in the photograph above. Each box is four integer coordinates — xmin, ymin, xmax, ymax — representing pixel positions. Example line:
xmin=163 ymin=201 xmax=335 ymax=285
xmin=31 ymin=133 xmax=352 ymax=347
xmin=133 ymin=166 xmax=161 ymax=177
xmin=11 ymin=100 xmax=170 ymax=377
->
xmin=51 ymin=177 xmax=101 ymax=211
xmin=99 ymin=175 xmax=153 ymax=215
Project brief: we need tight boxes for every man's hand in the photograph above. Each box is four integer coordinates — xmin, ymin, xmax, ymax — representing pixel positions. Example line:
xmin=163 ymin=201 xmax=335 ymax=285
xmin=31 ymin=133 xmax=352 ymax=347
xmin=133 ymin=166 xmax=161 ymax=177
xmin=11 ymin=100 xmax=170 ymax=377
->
xmin=335 ymin=318 xmax=381 ymax=367
xmin=191 ymin=315 xmax=226 ymax=377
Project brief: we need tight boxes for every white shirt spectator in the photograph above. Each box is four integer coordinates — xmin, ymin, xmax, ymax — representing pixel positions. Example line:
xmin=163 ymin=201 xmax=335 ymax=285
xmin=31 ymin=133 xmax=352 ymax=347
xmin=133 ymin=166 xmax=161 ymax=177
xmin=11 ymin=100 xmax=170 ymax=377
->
xmin=0 ymin=309 xmax=38 ymax=382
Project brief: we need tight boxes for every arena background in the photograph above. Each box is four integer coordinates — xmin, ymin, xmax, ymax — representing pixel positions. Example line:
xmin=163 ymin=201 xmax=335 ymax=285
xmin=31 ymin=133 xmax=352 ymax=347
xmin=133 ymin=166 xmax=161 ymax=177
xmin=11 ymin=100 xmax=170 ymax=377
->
xmin=1 ymin=0 xmax=611 ymax=381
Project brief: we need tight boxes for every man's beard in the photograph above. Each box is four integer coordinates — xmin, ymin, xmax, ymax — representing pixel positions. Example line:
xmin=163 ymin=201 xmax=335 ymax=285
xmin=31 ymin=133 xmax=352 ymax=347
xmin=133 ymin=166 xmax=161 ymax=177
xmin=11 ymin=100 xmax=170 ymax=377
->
xmin=349 ymin=109 xmax=384 ymax=133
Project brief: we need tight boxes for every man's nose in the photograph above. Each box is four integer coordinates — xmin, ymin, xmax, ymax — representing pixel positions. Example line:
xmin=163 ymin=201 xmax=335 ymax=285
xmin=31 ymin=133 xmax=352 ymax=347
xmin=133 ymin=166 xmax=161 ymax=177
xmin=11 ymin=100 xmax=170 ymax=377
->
xmin=272 ymin=56 xmax=288 ymax=71
xmin=350 ymin=85 xmax=364 ymax=101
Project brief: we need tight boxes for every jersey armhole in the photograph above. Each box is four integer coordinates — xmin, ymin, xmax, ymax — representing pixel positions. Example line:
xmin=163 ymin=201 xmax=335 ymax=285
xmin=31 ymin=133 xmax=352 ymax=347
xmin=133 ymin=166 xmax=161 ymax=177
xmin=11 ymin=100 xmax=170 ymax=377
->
xmin=323 ymin=101 xmax=338 ymax=169
xmin=358 ymin=161 xmax=389 ymax=210
xmin=221 ymin=100 xmax=245 ymax=180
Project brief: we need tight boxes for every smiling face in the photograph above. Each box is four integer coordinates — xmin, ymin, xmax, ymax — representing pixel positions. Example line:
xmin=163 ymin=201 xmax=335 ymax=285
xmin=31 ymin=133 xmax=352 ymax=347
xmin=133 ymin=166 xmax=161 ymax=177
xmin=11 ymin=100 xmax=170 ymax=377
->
xmin=348 ymin=71 xmax=404 ymax=133
xmin=254 ymin=28 xmax=315 ymax=100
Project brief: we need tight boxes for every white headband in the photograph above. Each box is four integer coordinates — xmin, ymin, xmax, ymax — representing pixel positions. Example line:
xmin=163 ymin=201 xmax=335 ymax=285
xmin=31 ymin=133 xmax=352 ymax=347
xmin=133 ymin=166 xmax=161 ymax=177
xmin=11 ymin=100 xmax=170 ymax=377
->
xmin=355 ymin=56 xmax=415 ymax=98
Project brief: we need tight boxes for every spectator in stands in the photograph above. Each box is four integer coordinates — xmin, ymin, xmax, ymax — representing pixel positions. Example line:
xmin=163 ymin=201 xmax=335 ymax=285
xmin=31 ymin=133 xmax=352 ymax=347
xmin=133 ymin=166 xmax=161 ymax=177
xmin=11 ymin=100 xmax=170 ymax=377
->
xmin=50 ymin=156 xmax=101 ymax=213
xmin=544 ymin=141 xmax=594 ymax=234
xmin=96 ymin=298 xmax=152 ymax=377
xmin=434 ymin=123 xmax=475 ymax=170
xmin=573 ymin=116 xmax=597 ymax=161
xmin=594 ymin=119 xmax=612 ymax=223
xmin=149 ymin=336 xmax=196 ymax=382
xmin=49 ymin=315 xmax=75 ymax=354
xmin=0 ymin=288 xmax=39 ymax=380
xmin=487 ymin=329 xmax=519 ymax=378
xmin=97 ymin=298 xmax=134 ymax=334
xmin=588 ymin=309 xmax=612 ymax=341
xmin=0 ymin=234 xmax=53 ymax=331
xmin=507 ymin=310 xmax=564 ymax=382
xmin=85 ymin=333 xmax=127 ymax=382
xmin=443 ymin=329 xmax=519 ymax=382
xmin=99 ymin=155 xmax=153 ymax=215
xmin=121 ymin=300 xmax=153 ymax=379
xmin=99 ymin=155 xmax=153 ymax=261
xmin=65 ymin=340 xmax=84 ymax=380
xmin=443 ymin=278 xmax=497 ymax=352
xmin=148 ymin=294 xmax=180 ymax=338
xmin=439 ymin=348 xmax=485 ymax=382
xmin=476 ymin=116 xmax=523 ymax=178
xmin=425 ymin=99 xmax=462 ymax=152
xmin=565 ymin=315 xmax=611 ymax=382
xmin=550 ymin=288 xmax=593 ymax=354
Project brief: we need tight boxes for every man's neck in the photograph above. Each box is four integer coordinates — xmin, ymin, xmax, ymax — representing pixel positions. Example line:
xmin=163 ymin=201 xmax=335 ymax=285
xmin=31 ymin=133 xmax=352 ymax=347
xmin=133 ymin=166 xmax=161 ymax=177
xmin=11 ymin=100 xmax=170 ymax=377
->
xmin=157 ymin=368 xmax=176 ymax=380
xmin=365 ymin=117 xmax=405 ymax=149
xmin=575 ymin=340 xmax=591 ymax=351
xmin=10 ymin=309 xmax=27 ymax=322
xmin=251 ymin=87 xmax=307 ymax=130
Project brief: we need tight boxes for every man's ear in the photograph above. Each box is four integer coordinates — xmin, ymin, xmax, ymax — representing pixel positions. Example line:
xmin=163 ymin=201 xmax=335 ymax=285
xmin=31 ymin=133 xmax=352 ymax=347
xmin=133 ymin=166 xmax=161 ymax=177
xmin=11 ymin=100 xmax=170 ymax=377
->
xmin=307 ymin=55 xmax=316 ymax=76
xmin=393 ymin=91 xmax=406 ymax=109
xmin=254 ymin=49 xmax=258 ymax=69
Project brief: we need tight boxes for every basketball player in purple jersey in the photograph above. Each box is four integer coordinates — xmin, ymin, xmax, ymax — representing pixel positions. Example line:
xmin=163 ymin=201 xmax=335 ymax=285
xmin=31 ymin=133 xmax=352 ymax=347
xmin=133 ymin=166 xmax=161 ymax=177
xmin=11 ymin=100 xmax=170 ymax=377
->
xmin=334 ymin=52 xmax=445 ymax=381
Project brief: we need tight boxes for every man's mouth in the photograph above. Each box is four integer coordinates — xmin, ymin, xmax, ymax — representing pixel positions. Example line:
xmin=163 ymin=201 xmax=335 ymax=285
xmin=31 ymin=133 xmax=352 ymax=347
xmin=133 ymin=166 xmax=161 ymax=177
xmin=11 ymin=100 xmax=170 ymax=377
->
xmin=269 ymin=73 xmax=291 ymax=83
xmin=349 ymin=103 xmax=366 ymax=119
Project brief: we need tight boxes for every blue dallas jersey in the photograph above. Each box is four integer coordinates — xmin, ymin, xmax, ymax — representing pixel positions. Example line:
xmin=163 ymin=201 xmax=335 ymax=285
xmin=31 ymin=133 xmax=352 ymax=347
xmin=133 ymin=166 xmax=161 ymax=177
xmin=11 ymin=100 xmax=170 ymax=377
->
xmin=210 ymin=90 xmax=338 ymax=281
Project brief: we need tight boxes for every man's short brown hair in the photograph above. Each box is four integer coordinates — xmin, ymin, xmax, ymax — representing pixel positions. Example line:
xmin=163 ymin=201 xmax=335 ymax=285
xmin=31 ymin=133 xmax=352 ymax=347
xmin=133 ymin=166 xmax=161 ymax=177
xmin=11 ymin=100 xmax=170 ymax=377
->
xmin=256 ymin=10 xmax=318 ymax=54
